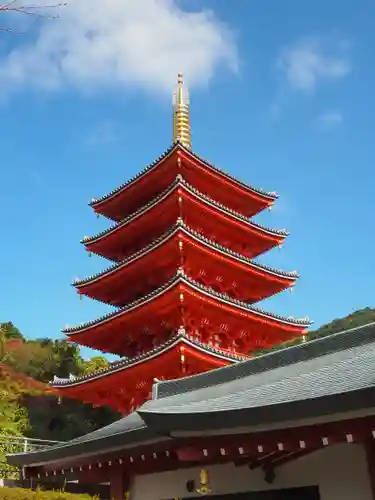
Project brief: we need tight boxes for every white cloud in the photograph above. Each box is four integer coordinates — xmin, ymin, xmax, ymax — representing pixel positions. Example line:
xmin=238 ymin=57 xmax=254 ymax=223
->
xmin=277 ymin=37 xmax=351 ymax=92
xmin=0 ymin=0 xmax=237 ymax=96
xmin=316 ymin=110 xmax=343 ymax=130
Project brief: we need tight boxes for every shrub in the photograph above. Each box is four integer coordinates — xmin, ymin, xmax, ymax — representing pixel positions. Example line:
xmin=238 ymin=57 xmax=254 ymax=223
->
xmin=0 ymin=487 xmax=96 ymax=500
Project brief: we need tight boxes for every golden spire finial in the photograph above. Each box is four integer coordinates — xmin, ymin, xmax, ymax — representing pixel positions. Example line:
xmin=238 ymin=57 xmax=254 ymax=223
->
xmin=172 ymin=73 xmax=191 ymax=150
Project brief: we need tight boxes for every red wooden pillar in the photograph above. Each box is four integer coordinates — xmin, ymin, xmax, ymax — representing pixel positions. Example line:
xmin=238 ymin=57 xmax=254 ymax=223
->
xmin=365 ymin=441 xmax=375 ymax=499
xmin=109 ymin=470 xmax=130 ymax=500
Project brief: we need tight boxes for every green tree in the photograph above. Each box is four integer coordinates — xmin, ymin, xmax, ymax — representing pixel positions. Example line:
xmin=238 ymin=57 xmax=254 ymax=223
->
xmin=0 ymin=364 xmax=31 ymax=478
xmin=82 ymin=356 xmax=109 ymax=375
xmin=0 ymin=322 xmax=24 ymax=341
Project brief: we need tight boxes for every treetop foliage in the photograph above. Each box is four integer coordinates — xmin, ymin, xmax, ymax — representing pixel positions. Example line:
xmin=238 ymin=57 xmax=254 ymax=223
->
xmin=0 ymin=322 xmax=120 ymax=461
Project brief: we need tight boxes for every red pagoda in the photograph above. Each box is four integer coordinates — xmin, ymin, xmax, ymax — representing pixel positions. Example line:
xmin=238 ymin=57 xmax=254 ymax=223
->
xmin=52 ymin=74 xmax=310 ymax=414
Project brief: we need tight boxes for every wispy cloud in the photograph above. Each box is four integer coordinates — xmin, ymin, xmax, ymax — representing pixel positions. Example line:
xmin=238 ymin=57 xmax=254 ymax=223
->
xmin=315 ymin=110 xmax=343 ymax=130
xmin=0 ymin=0 xmax=237 ymax=97
xmin=277 ymin=36 xmax=351 ymax=92
xmin=84 ymin=120 xmax=124 ymax=148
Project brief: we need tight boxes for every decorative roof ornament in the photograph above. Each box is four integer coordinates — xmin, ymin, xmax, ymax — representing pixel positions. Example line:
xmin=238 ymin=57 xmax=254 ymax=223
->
xmin=172 ymin=73 xmax=191 ymax=150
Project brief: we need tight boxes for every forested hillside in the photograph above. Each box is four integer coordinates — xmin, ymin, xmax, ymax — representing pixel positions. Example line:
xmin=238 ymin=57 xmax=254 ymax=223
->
xmin=0 ymin=322 xmax=120 ymax=446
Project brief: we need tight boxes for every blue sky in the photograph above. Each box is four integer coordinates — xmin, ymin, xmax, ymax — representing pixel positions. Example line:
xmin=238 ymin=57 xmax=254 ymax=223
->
xmin=1 ymin=0 xmax=374 ymax=359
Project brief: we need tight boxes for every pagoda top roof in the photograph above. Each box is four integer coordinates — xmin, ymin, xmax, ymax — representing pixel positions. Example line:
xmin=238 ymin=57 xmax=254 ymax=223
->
xmin=51 ymin=331 xmax=246 ymax=388
xmin=89 ymin=142 xmax=278 ymax=209
xmin=9 ymin=322 xmax=375 ymax=469
xmin=74 ymin=220 xmax=298 ymax=288
xmin=63 ymin=271 xmax=311 ymax=336
xmin=82 ymin=175 xmax=287 ymax=246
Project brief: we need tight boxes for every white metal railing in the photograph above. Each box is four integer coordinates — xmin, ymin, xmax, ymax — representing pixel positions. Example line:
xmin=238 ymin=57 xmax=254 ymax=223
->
xmin=0 ymin=435 xmax=63 ymax=480
xmin=0 ymin=434 xmax=62 ymax=452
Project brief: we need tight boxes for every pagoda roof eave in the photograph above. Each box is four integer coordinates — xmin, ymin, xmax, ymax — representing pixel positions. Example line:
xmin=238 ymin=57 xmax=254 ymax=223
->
xmin=183 ymin=143 xmax=278 ymax=201
xmin=82 ymin=176 xmax=287 ymax=247
xmin=89 ymin=142 xmax=278 ymax=211
xmin=63 ymin=273 xmax=311 ymax=336
xmin=51 ymin=333 xmax=244 ymax=389
xmin=74 ymin=222 xmax=298 ymax=289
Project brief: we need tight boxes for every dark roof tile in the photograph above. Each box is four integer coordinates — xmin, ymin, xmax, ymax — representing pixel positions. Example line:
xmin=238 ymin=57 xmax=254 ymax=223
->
xmin=153 ymin=322 xmax=375 ymax=399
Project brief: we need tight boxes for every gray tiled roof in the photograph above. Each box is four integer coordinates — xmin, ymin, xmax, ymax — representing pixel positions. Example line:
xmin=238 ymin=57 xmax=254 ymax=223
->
xmin=8 ymin=322 xmax=375 ymax=468
xmin=154 ymin=321 xmax=375 ymax=399
xmin=139 ymin=322 xmax=375 ymax=429
xmin=7 ymin=412 xmax=162 ymax=467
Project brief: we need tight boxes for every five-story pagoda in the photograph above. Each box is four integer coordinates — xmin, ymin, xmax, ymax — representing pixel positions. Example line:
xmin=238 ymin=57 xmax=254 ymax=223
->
xmin=52 ymin=74 xmax=310 ymax=414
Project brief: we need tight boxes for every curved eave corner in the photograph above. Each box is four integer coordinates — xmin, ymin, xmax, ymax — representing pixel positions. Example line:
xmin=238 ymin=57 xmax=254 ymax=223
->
xmin=88 ymin=144 xmax=177 ymax=210
xmin=184 ymin=144 xmax=279 ymax=202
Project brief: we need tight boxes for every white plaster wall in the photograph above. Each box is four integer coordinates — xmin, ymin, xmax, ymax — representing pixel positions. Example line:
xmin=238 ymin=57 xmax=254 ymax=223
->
xmin=132 ymin=443 xmax=372 ymax=500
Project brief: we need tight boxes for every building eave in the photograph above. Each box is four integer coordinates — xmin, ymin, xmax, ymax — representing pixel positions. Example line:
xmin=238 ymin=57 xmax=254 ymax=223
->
xmin=138 ymin=387 xmax=375 ymax=434
xmin=63 ymin=272 xmax=311 ymax=336
xmin=180 ymin=143 xmax=278 ymax=201
xmin=8 ymin=422 xmax=163 ymax=469
xmin=51 ymin=332 xmax=244 ymax=389
xmin=74 ymin=221 xmax=298 ymax=289
xmin=82 ymin=176 xmax=287 ymax=247
xmin=89 ymin=142 xmax=277 ymax=212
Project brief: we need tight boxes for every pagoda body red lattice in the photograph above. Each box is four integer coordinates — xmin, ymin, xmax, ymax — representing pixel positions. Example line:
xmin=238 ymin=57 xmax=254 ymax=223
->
xmin=52 ymin=79 xmax=310 ymax=414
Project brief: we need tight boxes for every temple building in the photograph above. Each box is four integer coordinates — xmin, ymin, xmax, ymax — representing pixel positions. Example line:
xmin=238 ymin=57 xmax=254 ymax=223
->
xmin=51 ymin=74 xmax=310 ymax=414
xmin=9 ymin=322 xmax=375 ymax=500
xmin=8 ymin=74 xmax=375 ymax=500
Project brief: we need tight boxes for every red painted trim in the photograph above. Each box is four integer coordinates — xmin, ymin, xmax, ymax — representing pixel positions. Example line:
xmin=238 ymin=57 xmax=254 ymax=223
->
xmin=24 ymin=415 xmax=375 ymax=480
xmin=54 ymin=340 xmax=233 ymax=412
xmin=66 ymin=278 xmax=305 ymax=356
xmin=85 ymin=184 xmax=284 ymax=262
xmin=77 ymin=229 xmax=295 ymax=307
